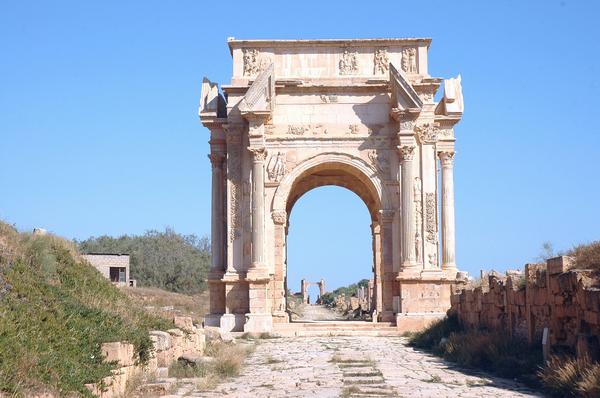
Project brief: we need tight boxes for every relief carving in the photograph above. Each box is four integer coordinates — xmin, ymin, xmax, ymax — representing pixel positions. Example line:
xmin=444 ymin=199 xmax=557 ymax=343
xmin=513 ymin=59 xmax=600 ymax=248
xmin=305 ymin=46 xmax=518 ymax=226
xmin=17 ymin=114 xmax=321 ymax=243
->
xmin=425 ymin=192 xmax=437 ymax=243
xmin=320 ymin=95 xmax=338 ymax=103
xmin=271 ymin=211 xmax=287 ymax=225
xmin=368 ymin=150 xmax=390 ymax=178
xmin=267 ymin=151 xmax=286 ymax=182
xmin=227 ymin=145 xmax=241 ymax=242
xmin=428 ymin=252 xmax=438 ymax=268
xmin=415 ymin=123 xmax=439 ymax=144
xmin=339 ymin=48 xmax=358 ymax=75
xmin=414 ymin=177 xmax=423 ymax=263
xmin=373 ymin=48 xmax=389 ymax=75
xmin=400 ymin=120 xmax=414 ymax=131
xmin=288 ymin=125 xmax=307 ymax=136
xmin=401 ymin=47 xmax=417 ymax=73
xmin=348 ymin=124 xmax=359 ymax=135
xmin=242 ymin=48 xmax=270 ymax=76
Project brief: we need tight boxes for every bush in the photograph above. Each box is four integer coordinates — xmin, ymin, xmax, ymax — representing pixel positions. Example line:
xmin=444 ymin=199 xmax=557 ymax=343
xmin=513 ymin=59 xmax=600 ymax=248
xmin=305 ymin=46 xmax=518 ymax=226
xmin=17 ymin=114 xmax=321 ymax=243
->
xmin=408 ymin=315 xmax=542 ymax=382
xmin=78 ymin=228 xmax=210 ymax=294
xmin=568 ymin=241 xmax=600 ymax=275
xmin=538 ymin=356 xmax=600 ymax=397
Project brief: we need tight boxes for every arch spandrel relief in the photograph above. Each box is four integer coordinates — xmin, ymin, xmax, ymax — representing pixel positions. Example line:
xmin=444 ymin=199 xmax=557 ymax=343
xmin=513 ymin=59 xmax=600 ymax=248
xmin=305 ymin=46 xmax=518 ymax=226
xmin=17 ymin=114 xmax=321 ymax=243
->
xmin=200 ymin=38 xmax=464 ymax=333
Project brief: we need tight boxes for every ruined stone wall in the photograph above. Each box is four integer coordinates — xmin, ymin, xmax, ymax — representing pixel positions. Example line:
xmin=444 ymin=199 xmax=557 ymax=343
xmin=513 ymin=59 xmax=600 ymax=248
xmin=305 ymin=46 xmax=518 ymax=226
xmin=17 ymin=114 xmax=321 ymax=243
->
xmin=449 ymin=256 xmax=600 ymax=361
xmin=85 ymin=316 xmax=205 ymax=398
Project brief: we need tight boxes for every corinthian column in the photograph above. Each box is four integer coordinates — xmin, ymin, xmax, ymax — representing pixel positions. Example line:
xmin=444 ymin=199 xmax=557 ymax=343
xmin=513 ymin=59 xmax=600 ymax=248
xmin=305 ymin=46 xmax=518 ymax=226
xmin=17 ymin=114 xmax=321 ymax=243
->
xmin=399 ymin=145 xmax=417 ymax=269
xmin=209 ymin=153 xmax=225 ymax=272
xmin=248 ymin=147 xmax=267 ymax=271
xmin=439 ymin=151 xmax=456 ymax=271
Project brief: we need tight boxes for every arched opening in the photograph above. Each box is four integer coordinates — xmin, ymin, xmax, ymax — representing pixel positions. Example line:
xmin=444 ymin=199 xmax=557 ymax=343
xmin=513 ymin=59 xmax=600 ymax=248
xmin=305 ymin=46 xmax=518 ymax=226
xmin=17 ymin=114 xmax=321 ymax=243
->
xmin=275 ymin=160 xmax=384 ymax=322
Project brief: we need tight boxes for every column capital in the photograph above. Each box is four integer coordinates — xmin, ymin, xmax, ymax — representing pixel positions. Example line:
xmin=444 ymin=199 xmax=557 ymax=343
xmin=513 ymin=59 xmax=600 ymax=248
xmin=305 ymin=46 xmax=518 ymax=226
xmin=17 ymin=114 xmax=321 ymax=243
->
xmin=208 ymin=153 xmax=225 ymax=168
xmin=438 ymin=151 xmax=455 ymax=167
xmin=248 ymin=147 xmax=267 ymax=162
xmin=398 ymin=145 xmax=416 ymax=161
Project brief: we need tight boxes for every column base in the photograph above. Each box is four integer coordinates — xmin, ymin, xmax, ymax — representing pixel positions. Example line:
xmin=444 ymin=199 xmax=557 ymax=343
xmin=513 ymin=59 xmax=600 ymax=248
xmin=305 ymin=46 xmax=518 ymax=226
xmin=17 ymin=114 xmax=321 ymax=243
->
xmin=220 ymin=314 xmax=245 ymax=332
xmin=246 ymin=267 xmax=270 ymax=281
xmin=396 ymin=312 xmax=446 ymax=333
xmin=243 ymin=313 xmax=273 ymax=333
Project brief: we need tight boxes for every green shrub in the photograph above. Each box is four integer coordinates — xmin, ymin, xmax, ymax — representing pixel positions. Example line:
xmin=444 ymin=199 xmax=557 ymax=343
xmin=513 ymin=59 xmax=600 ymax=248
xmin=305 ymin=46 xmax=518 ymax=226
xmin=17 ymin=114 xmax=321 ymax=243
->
xmin=408 ymin=313 xmax=461 ymax=351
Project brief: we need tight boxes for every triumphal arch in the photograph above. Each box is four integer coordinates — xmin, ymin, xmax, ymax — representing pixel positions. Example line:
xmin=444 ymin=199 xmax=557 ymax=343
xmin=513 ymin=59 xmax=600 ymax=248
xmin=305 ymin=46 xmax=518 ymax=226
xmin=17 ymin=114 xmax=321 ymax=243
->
xmin=199 ymin=38 xmax=464 ymax=333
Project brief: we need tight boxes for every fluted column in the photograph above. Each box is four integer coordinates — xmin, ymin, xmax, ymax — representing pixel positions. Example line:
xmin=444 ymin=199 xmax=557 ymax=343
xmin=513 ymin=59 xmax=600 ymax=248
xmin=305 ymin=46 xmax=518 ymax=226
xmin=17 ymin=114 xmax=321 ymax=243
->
xmin=248 ymin=147 xmax=267 ymax=271
xmin=209 ymin=153 xmax=225 ymax=272
xmin=439 ymin=151 xmax=456 ymax=271
xmin=399 ymin=145 xmax=417 ymax=268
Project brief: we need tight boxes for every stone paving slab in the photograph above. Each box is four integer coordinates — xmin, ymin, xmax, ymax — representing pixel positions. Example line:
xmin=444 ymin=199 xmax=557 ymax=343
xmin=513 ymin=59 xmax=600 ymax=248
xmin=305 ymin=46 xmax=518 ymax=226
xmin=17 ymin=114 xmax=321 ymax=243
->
xmin=168 ymin=336 xmax=545 ymax=398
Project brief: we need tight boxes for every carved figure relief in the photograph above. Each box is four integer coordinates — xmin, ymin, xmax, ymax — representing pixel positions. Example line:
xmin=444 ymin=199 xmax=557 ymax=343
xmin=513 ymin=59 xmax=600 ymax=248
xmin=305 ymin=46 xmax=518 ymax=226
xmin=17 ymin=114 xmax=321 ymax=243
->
xmin=339 ymin=48 xmax=358 ymax=75
xmin=288 ymin=125 xmax=307 ymax=136
xmin=242 ymin=48 xmax=270 ymax=76
xmin=400 ymin=120 xmax=414 ymax=131
xmin=267 ymin=151 xmax=286 ymax=182
xmin=320 ymin=95 xmax=338 ymax=103
xmin=401 ymin=47 xmax=417 ymax=73
xmin=368 ymin=150 xmax=390 ymax=178
xmin=428 ymin=252 xmax=438 ymax=268
xmin=415 ymin=123 xmax=439 ymax=144
xmin=373 ymin=48 xmax=389 ymax=75
xmin=348 ymin=124 xmax=359 ymax=135
xmin=425 ymin=192 xmax=437 ymax=243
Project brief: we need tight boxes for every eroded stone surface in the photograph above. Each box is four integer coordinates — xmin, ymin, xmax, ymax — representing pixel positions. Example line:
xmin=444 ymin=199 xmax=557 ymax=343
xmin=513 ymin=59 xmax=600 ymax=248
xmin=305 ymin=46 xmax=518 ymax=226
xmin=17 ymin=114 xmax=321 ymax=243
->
xmin=168 ymin=337 xmax=543 ymax=397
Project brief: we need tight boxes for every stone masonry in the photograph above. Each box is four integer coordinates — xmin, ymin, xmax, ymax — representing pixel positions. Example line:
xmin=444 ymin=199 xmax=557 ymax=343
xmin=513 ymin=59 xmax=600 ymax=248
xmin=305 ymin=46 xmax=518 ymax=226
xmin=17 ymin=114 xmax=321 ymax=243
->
xmin=450 ymin=256 xmax=600 ymax=361
xmin=199 ymin=38 xmax=465 ymax=333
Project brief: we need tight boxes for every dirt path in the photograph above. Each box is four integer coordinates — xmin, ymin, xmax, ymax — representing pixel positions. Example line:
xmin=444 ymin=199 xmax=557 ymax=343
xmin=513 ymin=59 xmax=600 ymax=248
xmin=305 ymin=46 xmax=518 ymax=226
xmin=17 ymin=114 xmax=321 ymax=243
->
xmin=296 ymin=304 xmax=347 ymax=322
xmin=168 ymin=336 xmax=544 ymax=398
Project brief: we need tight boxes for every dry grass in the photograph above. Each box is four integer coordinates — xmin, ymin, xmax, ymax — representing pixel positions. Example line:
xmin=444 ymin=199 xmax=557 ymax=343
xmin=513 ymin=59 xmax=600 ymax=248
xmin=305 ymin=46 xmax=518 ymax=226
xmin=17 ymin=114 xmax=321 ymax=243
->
xmin=568 ymin=241 xmax=600 ymax=276
xmin=538 ymin=356 xmax=600 ymax=397
xmin=124 ymin=286 xmax=209 ymax=323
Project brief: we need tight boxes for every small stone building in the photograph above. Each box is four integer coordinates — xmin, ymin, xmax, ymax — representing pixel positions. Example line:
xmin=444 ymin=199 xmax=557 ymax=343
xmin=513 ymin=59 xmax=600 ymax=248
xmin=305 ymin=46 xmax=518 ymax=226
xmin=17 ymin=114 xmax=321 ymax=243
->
xmin=82 ymin=253 xmax=136 ymax=287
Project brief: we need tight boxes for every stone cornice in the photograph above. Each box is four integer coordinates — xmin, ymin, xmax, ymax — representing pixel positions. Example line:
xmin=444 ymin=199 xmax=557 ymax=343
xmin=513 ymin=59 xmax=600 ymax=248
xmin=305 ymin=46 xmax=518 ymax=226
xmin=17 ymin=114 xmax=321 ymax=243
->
xmin=227 ymin=37 xmax=432 ymax=53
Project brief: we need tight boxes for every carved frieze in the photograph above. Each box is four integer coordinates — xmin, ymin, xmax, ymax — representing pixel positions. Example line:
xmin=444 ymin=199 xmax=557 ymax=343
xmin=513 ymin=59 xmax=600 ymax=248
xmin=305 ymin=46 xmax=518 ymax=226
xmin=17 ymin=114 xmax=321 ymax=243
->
xmin=399 ymin=120 xmax=414 ymax=132
xmin=320 ymin=95 xmax=338 ymax=103
xmin=373 ymin=48 xmax=389 ymax=75
xmin=401 ymin=47 xmax=417 ymax=73
xmin=267 ymin=151 xmax=286 ymax=182
xmin=425 ymin=192 xmax=437 ymax=243
xmin=415 ymin=123 xmax=439 ymax=144
xmin=339 ymin=48 xmax=358 ymax=75
xmin=288 ymin=125 xmax=308 ymax=136
xmin=348 ymin=124 xmax=359 ymax=135
xmin=242 ymin=48 xmax=270 ymax=76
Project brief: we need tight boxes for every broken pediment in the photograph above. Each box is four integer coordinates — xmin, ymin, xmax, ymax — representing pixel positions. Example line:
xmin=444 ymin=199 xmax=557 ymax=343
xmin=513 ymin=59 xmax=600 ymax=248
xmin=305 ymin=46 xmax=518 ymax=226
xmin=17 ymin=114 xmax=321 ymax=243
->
xmin=239 ymin=63 xmax=275 ymax=118
xmin=389 ymin=63 xmax=423 ymax=116
xmin=435 ymin=75 xmax=464 ymax=117
xmin=199 ymin=77 xmax=227 ymax=120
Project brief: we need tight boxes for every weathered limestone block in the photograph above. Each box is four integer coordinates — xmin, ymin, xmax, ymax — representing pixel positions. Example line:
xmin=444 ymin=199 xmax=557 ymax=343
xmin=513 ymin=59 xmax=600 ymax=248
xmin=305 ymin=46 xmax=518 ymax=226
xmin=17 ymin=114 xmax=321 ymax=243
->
xmin=101 ymin=342 xmax=134 ymax=367
xmin=149 ymin=330 xmax=172 ymax=352
xmin=173 ymin=315 xmax=194 ymax=331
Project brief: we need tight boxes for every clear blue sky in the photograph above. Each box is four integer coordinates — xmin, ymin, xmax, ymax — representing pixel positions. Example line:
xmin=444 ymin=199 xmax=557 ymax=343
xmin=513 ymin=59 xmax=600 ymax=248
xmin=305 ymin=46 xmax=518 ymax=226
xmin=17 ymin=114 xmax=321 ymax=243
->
xmin=1 ymin=1 xmax=599 ymax=290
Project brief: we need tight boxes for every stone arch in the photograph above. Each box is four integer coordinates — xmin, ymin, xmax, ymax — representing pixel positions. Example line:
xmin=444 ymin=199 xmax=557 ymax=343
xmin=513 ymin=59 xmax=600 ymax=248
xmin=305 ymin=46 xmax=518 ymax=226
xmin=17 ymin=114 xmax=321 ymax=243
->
xmin=271 ymin=152 xmax=391 ymax=221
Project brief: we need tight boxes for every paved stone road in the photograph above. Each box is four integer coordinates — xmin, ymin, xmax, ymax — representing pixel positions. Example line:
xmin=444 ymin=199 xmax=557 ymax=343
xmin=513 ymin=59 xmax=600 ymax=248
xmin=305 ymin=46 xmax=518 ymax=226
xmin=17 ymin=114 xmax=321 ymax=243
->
xmin=296 ymin=304 xmax=347 ymax=322
xmin=167 ymin=336 xmax=544 ymax=398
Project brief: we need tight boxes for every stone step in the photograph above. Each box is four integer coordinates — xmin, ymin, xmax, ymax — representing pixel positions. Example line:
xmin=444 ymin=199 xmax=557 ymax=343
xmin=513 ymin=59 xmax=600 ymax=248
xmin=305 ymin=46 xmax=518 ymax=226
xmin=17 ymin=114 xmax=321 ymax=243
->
xmin=274 ymin=321 xmax=394 ymax=328
xmin=272 ymin=329 xmax=402 ymax=337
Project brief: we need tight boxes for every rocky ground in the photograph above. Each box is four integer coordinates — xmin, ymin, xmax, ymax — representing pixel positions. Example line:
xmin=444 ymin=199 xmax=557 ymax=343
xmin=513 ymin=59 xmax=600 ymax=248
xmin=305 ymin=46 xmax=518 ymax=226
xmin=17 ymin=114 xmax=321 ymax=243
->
xmin=161 ymin=335 xmax=543 ymax=398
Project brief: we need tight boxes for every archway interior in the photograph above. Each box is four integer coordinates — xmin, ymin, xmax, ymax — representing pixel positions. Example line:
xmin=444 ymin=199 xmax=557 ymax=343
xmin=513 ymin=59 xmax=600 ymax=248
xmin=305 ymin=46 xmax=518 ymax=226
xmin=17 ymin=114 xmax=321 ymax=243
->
xmin=284 ymin=162 xmax=380 ymax=321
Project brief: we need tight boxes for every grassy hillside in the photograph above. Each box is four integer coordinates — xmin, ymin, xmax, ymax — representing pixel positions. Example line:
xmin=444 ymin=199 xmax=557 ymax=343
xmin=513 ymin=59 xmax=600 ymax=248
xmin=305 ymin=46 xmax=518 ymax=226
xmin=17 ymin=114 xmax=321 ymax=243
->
xmin=0 ymin=222 xmax=172 ymax=397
